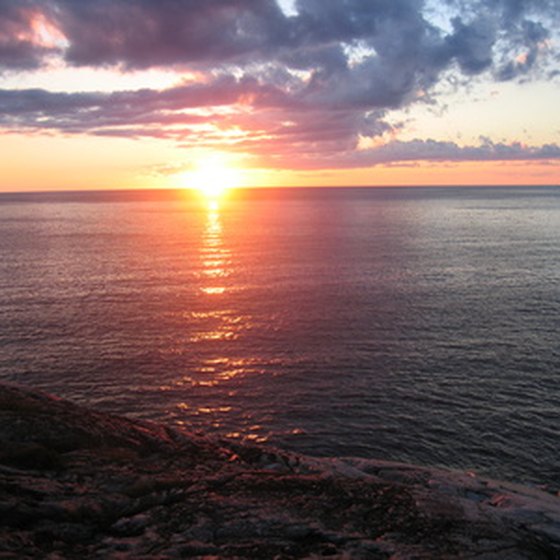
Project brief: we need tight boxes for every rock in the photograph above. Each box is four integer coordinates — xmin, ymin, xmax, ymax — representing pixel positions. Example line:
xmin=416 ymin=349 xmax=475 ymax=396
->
xmin=1 ymin=382 xmax=560 ymax=559
xmin=0 ymin=442 xmax=63 ymax=470
xmin=110 ymin=514 xmax=149 ymax=537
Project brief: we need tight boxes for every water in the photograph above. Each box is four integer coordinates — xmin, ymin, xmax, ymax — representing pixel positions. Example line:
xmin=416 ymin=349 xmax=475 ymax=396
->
xmin=1 ymin=186 xmax=559 ymax=487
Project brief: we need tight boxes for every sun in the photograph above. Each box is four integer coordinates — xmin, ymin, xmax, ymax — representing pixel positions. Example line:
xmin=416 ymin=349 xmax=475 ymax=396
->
xmin=179 ymin=154 xmax=243 ymax=198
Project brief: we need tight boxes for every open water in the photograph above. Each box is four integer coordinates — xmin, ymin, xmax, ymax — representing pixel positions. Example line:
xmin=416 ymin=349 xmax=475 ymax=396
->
xmin=1 ymin=186 xmax=559 ymax=487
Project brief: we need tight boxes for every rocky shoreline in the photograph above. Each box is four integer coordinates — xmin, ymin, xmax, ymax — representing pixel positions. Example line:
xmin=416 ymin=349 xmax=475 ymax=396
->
xmin=1 ymin=382 xmax=559 ymax=559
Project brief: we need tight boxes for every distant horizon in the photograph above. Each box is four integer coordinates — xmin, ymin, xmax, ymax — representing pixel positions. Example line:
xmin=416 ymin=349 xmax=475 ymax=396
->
xmin=2 ymin=183 xmax=559 ymax=199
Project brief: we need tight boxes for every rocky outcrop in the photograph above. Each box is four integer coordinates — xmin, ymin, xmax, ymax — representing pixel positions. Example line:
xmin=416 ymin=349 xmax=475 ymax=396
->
xmin=1 ymin=382 xmax=559 ymax=559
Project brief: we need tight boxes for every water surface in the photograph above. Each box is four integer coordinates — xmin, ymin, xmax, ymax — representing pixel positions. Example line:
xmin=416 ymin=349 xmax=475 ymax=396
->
xmin=1 ymin=186 xmax=559 ymax=487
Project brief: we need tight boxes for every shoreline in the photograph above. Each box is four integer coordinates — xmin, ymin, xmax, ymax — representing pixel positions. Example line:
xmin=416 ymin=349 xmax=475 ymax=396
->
xmin=1 ymin=382 xmax=559 ymax=559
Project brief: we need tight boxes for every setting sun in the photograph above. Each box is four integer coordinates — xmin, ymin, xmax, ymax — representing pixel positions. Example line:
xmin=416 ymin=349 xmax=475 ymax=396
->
xmin=178 ymin=154 xmax=243 ymax=198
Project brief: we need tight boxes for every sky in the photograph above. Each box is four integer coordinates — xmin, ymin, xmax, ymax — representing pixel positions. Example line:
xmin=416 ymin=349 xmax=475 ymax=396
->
xmin=0 ymin=0 xmax=559 ymax=191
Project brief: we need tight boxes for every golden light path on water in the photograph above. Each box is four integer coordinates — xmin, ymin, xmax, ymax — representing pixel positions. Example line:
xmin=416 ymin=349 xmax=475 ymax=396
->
xmin=171 ymin=191 xmax=268 ymax=443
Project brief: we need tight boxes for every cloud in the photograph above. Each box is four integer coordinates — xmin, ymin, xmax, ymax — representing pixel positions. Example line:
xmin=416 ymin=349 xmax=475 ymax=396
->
xmin=0 ymin=0 xmax=559 ymax=170
xmin=0 ymin=81 xmax=251 ymax=129
xmin=2 ymin=1 xmax=557 ymax=78
xmin=0 ymin=1 xmax=61 ymax=70
xmin=236 ymin=136 xmax=560 ymax=171
xmin=0 ymin=0 xmax=291 ymax=71
xmin=343 ymin=138 xmax=560 ymax=169
xmin=58 ymin=0 xmax=291 ymax=69
xmin=1 ymin=75 xmax=559 ymax=171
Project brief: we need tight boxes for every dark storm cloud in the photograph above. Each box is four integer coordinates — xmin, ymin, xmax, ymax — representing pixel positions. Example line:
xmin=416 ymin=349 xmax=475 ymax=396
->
xmin=0 ymin=0 xmax=558 ymax=168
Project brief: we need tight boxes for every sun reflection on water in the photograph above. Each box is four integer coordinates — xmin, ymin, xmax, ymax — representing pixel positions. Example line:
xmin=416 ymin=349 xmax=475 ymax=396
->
xmin=166 ymin=197 xmax=271 ymax=444
xmin=181 ymin=199 xmax=256 ymax=382
xmin=200 ymin=286 xmax=227 ymax=295
xmin=198 ymin=202 xmax=230 ymax=295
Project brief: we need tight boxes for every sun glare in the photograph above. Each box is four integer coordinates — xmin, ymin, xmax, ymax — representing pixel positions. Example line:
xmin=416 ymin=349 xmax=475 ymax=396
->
xmin=179 ymin=154 xmax=243 ymax=198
